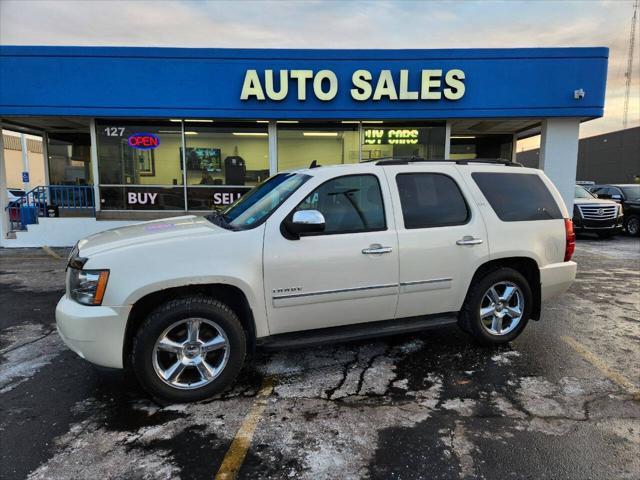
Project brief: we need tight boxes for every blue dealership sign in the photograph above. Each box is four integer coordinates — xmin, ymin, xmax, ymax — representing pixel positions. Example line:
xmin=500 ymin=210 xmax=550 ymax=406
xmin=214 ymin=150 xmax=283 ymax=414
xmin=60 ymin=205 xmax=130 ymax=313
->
xmin=0 ymin=46 xmax=608 ymax=120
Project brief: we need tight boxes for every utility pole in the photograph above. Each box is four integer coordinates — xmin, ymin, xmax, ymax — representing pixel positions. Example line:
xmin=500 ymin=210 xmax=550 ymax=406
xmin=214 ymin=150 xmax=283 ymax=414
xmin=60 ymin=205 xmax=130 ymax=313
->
xmin=623 ymin=0 xmax=638 ymax=129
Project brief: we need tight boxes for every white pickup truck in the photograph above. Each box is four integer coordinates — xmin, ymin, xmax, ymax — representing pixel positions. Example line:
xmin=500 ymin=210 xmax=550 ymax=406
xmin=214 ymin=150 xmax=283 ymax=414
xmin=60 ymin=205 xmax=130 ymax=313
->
xmin=56 ymin=159 xmax=577 ymax=402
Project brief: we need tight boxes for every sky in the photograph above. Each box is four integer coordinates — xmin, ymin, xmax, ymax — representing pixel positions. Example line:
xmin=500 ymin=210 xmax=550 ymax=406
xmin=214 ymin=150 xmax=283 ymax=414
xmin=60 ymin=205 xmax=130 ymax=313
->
xmin=0 ymin=0 xmax=638 ymax=150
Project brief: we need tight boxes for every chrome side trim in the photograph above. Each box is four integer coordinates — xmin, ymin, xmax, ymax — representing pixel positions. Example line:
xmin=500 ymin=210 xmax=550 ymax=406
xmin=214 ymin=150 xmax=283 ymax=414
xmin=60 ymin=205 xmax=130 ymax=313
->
xmin=272 ymin=283 xmax=399 ymax=308
xmin=273 ymin=283 xmax=398 ymax=301
xmin=400 ymin=277 xmax=453 ymax=294
xmin=400 ymin=278 xmax=453 ymax=286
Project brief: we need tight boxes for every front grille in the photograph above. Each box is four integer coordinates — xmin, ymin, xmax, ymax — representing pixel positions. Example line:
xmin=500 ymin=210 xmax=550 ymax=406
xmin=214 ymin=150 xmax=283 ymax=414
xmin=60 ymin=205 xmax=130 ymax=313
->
xmin=577 ymin=204 xmax=618 ymax=220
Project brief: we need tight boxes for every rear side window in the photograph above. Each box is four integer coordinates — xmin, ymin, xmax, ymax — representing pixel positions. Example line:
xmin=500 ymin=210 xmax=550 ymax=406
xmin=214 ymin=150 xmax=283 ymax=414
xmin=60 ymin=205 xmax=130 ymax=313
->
xmin=472 ymin=172 xmax=562 ymax=221
xmin=396 ymin=173 xmax=469 ymax=228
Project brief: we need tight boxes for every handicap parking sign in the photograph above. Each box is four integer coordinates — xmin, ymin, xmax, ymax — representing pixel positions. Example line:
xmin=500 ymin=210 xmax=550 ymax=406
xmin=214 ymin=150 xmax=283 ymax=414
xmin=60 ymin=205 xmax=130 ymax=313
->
xmin=22 ymin=171 xmax=29 ymax=183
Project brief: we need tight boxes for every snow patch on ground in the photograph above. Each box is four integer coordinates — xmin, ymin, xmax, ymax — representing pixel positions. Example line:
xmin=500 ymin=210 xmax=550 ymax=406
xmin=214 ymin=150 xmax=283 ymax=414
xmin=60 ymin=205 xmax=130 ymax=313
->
xmin=0 ymin=328 xmax=65 ymax=393
xmin=491 ymin=350 xmax=521 ymax=365
xmin=441 ymin=398 xmax=477 ymax=416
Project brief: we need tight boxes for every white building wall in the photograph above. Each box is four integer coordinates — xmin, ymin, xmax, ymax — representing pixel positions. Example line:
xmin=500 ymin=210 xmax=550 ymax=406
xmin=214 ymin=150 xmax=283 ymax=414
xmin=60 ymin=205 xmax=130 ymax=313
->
xmin=3 ymin=217 xmax=138 ymax=248
xmin=539 ymin=118 xmax=581 ymax=211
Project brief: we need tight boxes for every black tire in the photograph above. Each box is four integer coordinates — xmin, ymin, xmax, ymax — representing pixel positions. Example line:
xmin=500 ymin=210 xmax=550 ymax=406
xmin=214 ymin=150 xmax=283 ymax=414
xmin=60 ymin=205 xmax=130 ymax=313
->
xmin=626 ymin=215 xmax=640 ymax=237
xmin=131 ymin=295 xmax=246 ymax=403
xmin=458 ymin=267 xmax=532 ymax=345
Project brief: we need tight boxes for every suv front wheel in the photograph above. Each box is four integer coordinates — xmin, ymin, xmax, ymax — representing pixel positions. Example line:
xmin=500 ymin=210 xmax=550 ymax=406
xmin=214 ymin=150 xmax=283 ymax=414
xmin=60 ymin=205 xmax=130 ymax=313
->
xmin=626 ymin=215 xmax=640 ymax=236
xmin=459 ymin=267 xmax=532 ymax=345
xmin=131 ymin=296 xmax=246 ymax=403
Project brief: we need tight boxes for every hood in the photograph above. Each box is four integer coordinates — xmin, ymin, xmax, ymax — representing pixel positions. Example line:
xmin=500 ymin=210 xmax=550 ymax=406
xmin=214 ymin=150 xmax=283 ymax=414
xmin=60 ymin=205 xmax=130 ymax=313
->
xmin=573 ymin=197 xmax=618 ymax=206
xmin=77 ymin=215 xmax=222 ymax=256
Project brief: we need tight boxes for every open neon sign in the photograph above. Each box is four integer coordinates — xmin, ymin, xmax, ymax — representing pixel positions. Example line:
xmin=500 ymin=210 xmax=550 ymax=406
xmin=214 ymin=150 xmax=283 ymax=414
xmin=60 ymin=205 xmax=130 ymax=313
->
xmin=128 ymin=133 xmax=160 ymax=150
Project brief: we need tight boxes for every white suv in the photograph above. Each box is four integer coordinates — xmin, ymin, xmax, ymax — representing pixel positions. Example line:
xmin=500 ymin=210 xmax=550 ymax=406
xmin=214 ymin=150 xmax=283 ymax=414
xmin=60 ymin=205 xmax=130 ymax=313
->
xmin=56 ymin=159 xmax=577 ymax=402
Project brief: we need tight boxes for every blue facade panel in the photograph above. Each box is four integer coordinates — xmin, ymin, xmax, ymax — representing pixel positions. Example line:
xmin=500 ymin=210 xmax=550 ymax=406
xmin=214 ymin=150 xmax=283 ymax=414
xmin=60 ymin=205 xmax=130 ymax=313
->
xmin=0 ymin=46 xmax=608 ymax=119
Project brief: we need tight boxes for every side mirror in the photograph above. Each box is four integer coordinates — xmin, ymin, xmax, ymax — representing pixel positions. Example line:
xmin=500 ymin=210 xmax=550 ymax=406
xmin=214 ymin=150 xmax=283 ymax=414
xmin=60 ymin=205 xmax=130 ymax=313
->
xmin=592 ymin=193 xmax=599 ymax=198
xmin=285 ymin=210 xmax=325 ymax=238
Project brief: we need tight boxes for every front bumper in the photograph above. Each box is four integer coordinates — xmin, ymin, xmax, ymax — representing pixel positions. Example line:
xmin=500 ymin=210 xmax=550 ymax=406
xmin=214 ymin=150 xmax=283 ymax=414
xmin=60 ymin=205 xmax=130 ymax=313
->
xmin=55 ymin=295 xmax=131 ymax=369
xmin=573 ymin=215 xmax=624 ymax=233
xmin=574 ymin=224 xmax=623 ymax=233
xmin=540 ymin=261 xmax=577 ymax=301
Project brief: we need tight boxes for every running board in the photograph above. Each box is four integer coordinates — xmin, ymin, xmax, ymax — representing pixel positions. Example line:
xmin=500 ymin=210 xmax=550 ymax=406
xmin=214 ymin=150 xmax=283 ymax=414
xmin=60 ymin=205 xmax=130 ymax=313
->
xmin=257 ymin=313 xmax=458 ymax=350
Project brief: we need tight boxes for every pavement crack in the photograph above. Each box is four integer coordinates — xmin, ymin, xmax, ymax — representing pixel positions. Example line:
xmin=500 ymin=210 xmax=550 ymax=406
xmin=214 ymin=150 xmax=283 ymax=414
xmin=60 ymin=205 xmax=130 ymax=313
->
xmin=355 ymin=346 xmax=391 ymax=396
xmin=0 ymin=328 xmax=56 ymax=355
xmin=325 ymin=350 xmax=359 ymax=400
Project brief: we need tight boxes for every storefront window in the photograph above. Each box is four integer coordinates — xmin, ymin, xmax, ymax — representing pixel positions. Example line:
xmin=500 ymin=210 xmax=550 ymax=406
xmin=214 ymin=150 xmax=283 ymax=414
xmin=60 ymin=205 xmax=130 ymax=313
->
xmin=184 ymin=121 xmax=269 ymax=210
xmin=361 ymin=122 xmax=446 ymax=161
xmin=277 ymin=122 xmax=360 ymax=171
xmin=47 ymin=132 xmax=92 ymax=185
xmin=96 ymin=119 xmax=185 ymax=210
xmin=450 ymin=134 xmax=513 ymax=160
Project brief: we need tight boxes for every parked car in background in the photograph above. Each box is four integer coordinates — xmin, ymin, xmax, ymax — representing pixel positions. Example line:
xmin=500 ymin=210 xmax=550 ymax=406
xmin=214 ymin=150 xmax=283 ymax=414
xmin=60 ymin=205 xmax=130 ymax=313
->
xmin=56 ymin=159 xmax=577 ymax=402
xmin=7 ymin=188 xmax=25 ymax=204
xmin=588 ymin=184 xmax=640 ymax=236
xmin=572 ymin=185 xmax=624 ymax=238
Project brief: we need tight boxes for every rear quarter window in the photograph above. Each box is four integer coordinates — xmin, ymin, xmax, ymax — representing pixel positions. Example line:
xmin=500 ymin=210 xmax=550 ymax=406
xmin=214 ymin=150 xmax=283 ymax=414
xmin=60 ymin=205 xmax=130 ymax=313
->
xmin=396 ymin=173 xmax=469 ymax=228
xmin=472 ymin=172 xmax=562 ymax=222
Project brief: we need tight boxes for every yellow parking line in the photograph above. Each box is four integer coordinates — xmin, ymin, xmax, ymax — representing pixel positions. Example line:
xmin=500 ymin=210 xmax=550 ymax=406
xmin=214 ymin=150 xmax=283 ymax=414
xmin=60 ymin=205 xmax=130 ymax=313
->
xmin=561 ymin=335 xmax=639 ymax=399
xmin=214 ymin=377 xmax=276 ymax=480
xmin=42 ymin=245 xmax=63 ymax=260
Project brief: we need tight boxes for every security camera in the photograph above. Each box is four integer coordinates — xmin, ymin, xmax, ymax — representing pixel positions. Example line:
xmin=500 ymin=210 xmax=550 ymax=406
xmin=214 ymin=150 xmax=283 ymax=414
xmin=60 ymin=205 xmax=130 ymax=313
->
xmin=574 ymin=89 xmax=585 ymax=100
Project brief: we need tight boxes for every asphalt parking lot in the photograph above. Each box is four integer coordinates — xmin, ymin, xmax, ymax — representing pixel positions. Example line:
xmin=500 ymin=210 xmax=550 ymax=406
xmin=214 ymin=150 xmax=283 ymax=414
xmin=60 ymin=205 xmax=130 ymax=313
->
xmin=1 ymin=236 xmax=639 ymax=480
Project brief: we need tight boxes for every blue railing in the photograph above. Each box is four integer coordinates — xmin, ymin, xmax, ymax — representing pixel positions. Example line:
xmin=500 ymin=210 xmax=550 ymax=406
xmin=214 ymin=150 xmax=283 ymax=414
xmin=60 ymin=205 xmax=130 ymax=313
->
xmin=5 ymin=185 xmax=95 ymax=232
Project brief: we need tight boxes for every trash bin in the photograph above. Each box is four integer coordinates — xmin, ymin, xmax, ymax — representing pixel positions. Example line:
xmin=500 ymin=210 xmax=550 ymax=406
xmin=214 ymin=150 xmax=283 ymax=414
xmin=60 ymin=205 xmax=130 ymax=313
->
xmin=8 ymin=205 xmax=21 ymax=222
xmin=19 ymin=205 xmax=38 ymax=225
xmin=46 ymin=205 xmax=59 ymax=218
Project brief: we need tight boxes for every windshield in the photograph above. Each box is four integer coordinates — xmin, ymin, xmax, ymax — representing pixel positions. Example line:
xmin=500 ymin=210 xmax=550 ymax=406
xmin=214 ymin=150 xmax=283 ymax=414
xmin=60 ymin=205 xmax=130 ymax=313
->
xmin=575 ymin=185 xmax=595 ymax=199
xmin=620 ymin=185 xmax=640 ymax=201
xmin=207 ymin=173 xmax=310 ymax=230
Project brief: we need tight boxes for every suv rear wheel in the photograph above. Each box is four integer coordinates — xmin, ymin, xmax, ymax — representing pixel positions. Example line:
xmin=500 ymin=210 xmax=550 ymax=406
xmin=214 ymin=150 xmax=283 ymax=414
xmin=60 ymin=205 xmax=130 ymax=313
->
xmin=131 ymin=296 xmax=246 ymax=403
xmin=459 ymin=267 xmax=532 ymax=345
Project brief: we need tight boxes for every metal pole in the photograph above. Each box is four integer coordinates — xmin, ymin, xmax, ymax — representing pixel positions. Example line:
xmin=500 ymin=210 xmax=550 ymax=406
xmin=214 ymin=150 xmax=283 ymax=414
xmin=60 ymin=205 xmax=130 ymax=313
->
xmin=444 ymin=120 xmax=452 ymax=159
xmin=89 ymin=119 xmax=101 ymax=213
xmin=268 ymin=121 xmax=278 ymax=176
xmin=20 ymin=133 xmax=30 ymax=191
xmin=42 ymin=132 xmax=50 ymax=185
xmin=358 ymin=122 xmax=363 ymax=162
xmin=181 ymin=120 xmax=188 ymax=212
xmin=0 ymin=124 xmax=9 ymax=243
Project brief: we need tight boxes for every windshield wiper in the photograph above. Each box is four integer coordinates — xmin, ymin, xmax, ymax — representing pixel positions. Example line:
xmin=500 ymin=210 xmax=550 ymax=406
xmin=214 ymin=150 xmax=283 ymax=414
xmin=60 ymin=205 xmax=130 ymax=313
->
xmin=205 ymin=210 xmax=232 ymax=229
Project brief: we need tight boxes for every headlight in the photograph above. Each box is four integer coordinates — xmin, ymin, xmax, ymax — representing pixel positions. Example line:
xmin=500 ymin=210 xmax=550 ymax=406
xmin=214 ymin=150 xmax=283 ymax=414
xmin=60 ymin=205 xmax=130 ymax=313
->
xmin=69 ymin=269 xmax=110 ymax=306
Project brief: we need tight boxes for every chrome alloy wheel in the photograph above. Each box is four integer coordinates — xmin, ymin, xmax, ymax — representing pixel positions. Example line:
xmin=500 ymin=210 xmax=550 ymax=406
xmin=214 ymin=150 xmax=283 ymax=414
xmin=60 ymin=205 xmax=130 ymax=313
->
xmin=152 ymin=318 xmax=229 ymax=390
xmin=479 ymin=281 xmax=524 ymax=336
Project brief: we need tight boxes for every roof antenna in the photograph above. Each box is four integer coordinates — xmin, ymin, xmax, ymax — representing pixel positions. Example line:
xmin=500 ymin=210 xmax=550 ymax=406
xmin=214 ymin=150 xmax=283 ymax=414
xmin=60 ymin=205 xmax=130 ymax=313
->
xmin=309 ymin=160 xmax=321 ymax=168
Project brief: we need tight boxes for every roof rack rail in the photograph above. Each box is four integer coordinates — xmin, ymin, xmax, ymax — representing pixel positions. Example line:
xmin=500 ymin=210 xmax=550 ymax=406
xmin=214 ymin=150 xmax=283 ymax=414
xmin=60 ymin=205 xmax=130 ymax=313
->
xmin=375 ymin=157 xmax=522 ymax=167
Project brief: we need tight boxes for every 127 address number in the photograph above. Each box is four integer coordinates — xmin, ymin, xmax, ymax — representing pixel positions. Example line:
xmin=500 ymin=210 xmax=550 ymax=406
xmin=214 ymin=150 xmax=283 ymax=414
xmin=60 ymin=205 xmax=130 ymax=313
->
xmin=103 ymin=127 xmax=125 ymax=136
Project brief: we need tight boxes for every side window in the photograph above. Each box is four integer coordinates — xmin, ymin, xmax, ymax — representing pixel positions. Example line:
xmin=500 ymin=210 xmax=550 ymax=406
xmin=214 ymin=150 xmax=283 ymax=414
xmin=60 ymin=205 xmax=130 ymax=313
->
xmin=396 ymin=173 xmax=469 ymax=229
xmin=294 ymin=174 xmax=386 ymax=234
xmin=472 ymin=172 xmax=563 ymax=222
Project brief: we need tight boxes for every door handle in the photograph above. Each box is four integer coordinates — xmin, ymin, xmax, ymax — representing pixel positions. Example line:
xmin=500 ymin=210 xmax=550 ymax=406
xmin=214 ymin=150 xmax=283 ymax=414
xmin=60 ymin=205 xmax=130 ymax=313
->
xmin=362 ymin=244 xmax=393 ymax=255
xmin=456 ymin=236 xmax=483 ymax=246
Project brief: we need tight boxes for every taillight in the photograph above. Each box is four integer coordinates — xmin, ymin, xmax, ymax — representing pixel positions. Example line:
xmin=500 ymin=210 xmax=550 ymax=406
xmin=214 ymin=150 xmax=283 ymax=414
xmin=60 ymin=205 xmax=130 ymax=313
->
xmin=564 ymin=218 xmax=575 ymax=261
